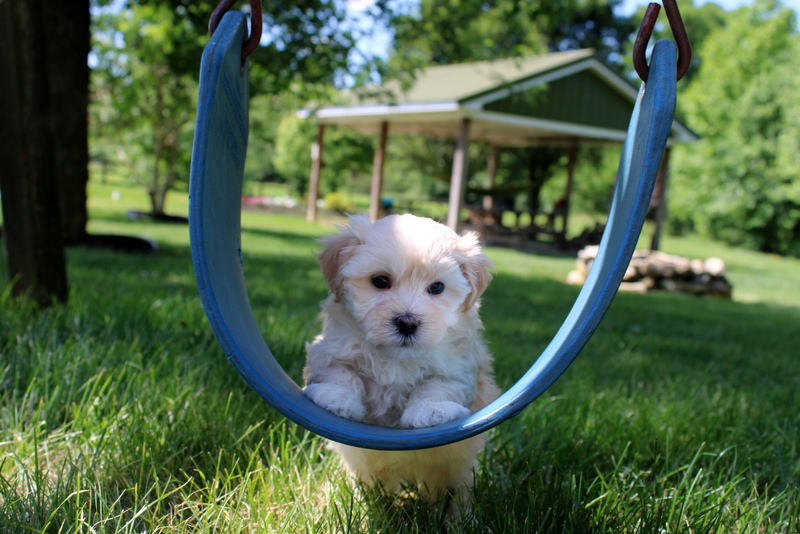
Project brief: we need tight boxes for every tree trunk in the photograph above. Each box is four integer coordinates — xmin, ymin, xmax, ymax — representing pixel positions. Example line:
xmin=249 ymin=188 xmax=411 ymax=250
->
xmin=560 ymin=144 xmax=577 ymax=236
xmin=44 ymin=0 xmax=91 ymax=244
xmin=157 ymin=137 xmax=181 ymax=217
xmin=150 ymin=73 xmax=167 ymax=217
xmin=0 ymin=0 xmax=69 ymax=306
xmin=149 ymin=188 xmax=165 ymax=218
xmin=150 ymin=143 xmax=165 ymax=217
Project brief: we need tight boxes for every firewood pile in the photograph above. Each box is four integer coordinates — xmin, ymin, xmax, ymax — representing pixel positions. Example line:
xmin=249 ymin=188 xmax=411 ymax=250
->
xmin=567 ymin=246 xmax=733 ymax=298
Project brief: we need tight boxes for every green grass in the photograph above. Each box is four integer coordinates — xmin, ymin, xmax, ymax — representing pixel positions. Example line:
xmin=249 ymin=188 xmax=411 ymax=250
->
xmin=1 ymin=181 xmax=800 ymax=532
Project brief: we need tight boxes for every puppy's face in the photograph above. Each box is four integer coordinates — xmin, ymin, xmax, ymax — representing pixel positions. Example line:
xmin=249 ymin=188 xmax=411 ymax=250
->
xmin=317 ymin=214 xmax=493 ymax=354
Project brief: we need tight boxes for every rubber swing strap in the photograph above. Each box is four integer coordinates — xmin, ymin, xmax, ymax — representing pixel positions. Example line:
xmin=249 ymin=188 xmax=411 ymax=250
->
xmin=189 ymin=9 xmax=678 ymax=451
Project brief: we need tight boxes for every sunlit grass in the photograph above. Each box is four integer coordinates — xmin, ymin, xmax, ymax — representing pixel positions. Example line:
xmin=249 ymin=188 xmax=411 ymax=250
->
xmin=0 ymin=181 xmax=799 ymax=532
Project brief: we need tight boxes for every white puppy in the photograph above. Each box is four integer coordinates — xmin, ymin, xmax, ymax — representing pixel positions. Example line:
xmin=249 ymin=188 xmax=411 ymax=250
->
xmin=303 ymin=214 xmax=500 ymax=510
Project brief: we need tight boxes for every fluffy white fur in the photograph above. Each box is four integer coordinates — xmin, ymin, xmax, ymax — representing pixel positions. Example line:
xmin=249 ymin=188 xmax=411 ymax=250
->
xmin=303 ymin=214 xmax=500 ymax=509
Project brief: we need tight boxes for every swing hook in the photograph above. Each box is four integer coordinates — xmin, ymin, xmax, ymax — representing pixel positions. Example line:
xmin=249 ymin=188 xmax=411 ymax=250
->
xmin=209 ymin=0 xmax=263 ymax=59
xmin=633 ymin=0 xmax=692 ymax=82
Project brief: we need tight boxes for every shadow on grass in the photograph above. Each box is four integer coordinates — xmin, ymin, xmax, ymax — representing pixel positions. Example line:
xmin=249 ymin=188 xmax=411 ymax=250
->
xmin=241 ymin=224 xmax=331 ymax=244
xmin=65 ymin=232 xmax=324 ymax=379
xmin=480 ymin=270 xmax=800 ymax=392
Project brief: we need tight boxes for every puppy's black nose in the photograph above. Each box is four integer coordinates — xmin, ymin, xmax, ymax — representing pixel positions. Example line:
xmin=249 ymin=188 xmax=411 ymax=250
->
xmin=395 ymin=314 xmax=420 ymax=337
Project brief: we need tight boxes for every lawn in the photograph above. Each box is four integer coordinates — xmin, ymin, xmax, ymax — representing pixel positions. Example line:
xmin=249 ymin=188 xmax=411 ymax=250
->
xmin=1 ymin=181 xmax=800 ymax=532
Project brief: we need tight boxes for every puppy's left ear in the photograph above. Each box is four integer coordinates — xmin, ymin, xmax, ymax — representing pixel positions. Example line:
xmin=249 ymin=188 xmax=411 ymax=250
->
xmin=457 ymin=232 xmax=495 ymax=312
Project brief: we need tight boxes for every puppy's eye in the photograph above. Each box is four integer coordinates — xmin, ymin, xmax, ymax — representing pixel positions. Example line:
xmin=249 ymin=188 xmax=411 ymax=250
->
xmin=371 ymin=276 xmax=391 ymax=289
xmin=428 ymin=281 xmax=445 ymax=295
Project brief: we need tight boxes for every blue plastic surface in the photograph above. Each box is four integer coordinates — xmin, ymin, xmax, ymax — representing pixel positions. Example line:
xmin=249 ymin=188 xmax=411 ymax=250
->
xmin=189 ymin=16 xmax=677 ymax=451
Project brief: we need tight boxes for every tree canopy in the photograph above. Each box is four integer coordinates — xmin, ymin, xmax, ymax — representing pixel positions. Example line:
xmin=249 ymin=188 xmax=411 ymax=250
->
xmin=90 ymin=0 xmax=388 ymax=215
xmin=87 ymin=0 xmax=800 ymax=258
xmin=93 ymin=3 xmax=197 ymax=216
xmin=388 ymin=0 xmax=634 ymax=80
xmin=134 ymin=0 xmax=382 ymax=94
xmin=671 ymin=0 xmax=800 ymax=256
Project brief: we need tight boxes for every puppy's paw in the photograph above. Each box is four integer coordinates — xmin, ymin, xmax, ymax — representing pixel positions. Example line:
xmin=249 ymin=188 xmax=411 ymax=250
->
xmin=400 ymin=401 xmax=470 ymax=428
xmin=304 ymin=383 xmax=366 ymax=421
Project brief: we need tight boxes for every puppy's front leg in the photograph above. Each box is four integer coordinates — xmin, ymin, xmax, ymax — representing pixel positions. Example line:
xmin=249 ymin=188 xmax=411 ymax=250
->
xmin=304 ymin=368 xmax=367 ymax=422
xmin=400 ymin=379 xmax=473 ymax=429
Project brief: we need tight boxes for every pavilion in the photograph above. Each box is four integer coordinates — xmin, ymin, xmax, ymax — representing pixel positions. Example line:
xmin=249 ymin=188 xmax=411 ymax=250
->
xmin=300 ymin=49 xmax=697 ymax=247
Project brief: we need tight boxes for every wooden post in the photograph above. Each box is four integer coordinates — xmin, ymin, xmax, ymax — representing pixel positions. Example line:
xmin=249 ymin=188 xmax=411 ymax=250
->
xmin=369 ymin=121 xmax=389 ymax=222
xmin=306 ymin=123 xmax=325 ymax=222
xmin=483 ymin=144 xmax=498 ymax=212
xmin=650 ymin=146 xmax=672 ymax=251
xmin=447 ymin=119 xmax=471 ymax=231
xmin=561 ymin=144 xmax=577 ymax=237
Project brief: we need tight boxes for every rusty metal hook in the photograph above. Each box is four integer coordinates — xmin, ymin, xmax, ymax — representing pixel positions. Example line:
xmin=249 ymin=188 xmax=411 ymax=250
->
xmin=633 ymin=0 xmax=692 ymax=82
xmin=209 ymin=0 xmax=263 ymax=59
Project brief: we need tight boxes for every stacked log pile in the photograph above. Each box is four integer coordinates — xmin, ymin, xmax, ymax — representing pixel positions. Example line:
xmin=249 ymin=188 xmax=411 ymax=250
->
xmin=567 ymin=246 xmax=733 ymax=298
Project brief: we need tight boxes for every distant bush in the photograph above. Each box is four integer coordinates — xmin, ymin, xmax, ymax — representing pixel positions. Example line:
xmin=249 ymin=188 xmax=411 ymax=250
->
xmin=323 ymin=192 xmax=355 ymax=213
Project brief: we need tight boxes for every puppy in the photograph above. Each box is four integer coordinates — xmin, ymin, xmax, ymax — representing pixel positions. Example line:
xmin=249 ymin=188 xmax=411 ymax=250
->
xmin=303 ymin=213 xmax=500 ymax=511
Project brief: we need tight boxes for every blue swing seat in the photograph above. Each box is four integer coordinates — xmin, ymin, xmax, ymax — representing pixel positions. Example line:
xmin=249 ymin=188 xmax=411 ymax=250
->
xmin=189 ymin=11 xmax=677 ymax=451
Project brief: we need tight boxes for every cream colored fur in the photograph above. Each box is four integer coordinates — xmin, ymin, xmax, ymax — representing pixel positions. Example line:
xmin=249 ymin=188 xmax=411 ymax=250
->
xmin=303 ymin=214 xmax=500 ymax=508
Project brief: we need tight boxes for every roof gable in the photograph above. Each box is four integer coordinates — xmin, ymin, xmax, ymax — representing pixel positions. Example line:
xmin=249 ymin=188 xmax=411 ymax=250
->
xmin=483 ymin=69 xmax=634 ymax=132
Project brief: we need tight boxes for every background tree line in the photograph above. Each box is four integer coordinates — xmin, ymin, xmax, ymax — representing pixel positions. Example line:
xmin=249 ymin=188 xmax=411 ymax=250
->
xmin=88 ymin=0 xmax=800 ymax=258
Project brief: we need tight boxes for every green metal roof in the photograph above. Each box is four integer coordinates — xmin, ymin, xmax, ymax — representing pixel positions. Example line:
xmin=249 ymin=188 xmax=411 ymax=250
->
xmin=376 ymin=49 xmax=596 ymax=104
xmin=304 ymin=50 xmax=698 ymax=145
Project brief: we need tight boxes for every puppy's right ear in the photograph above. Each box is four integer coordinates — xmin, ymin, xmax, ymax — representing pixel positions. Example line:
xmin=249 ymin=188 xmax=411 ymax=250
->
xmin=457 ymin=231 xmax=495 ymax=312
xmin=316 ymin=218 xmax=367 ymax=301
